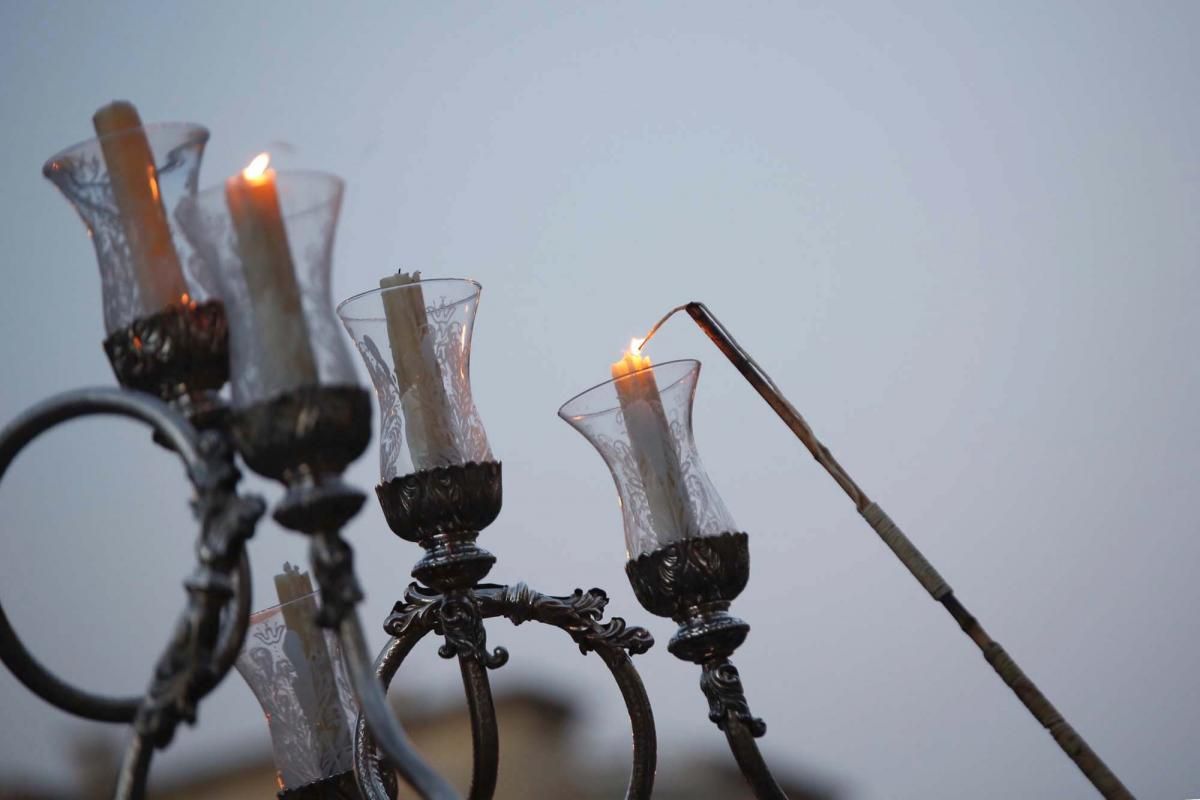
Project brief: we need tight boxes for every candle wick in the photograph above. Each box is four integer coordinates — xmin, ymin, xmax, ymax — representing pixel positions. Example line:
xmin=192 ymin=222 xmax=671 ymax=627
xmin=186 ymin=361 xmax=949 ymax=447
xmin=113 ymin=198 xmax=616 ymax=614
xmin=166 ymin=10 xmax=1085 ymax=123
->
xmin=637 ymin=305 xmax=688 ymax=353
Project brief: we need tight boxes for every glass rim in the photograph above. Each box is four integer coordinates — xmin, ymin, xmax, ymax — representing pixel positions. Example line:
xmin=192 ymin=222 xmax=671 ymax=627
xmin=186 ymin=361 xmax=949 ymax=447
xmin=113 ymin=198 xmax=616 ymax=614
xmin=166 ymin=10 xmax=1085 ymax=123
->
xmin=185 ymin=169 xmax=346 ymax=220
xmin=247 ymin=588 xmax=321 ymax=623
xmin=42 ymin=121 xmax=210 ymax=176
xmin=557 ymin=358 xmax=701 ymax=420
xmin=336 ymin=276 xmax=483 ymax=321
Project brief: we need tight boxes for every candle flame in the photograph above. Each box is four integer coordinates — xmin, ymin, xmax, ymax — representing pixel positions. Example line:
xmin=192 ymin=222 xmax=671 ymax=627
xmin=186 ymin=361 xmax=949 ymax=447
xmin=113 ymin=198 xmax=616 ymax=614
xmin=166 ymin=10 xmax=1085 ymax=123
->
xmin=613 ymin=336 xmax=653 ymax=380
xmin=242 ymin=152 xmax=271 ymax=182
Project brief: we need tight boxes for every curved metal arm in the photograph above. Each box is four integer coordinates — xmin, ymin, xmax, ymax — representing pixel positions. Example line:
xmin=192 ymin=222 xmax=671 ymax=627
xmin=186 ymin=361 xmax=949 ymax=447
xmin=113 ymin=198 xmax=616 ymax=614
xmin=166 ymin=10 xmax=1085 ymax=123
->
xmin=114 ymin=732 xmax=153 ymax=800
xmin=356 ymin=582 xmax=657 ymax=800
xmin=354 ymin=595 xmax=500 ymax=800
xmin=723 ymin=713 xmax=789 ymax=800
xmin=458 ymin=656 xmax=500 ymax=800
xmin=340 ymin=609 xmax=462 ymax=800
xmin=0 ymin=389 xmax=254 ymax=724
xmin=0 ymin=388 xmax=266 ymax=800
xmin=698 ymin=658 xmax=788 ymax=799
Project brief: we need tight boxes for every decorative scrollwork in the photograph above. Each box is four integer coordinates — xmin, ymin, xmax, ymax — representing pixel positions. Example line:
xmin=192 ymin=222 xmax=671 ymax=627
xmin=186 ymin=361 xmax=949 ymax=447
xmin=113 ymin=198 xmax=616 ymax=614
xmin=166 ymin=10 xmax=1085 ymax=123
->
xmin=477 ymin=583 xmax=654 ymax=657
xmin=700 ymin=659 xmax=766 ymax=738
xmin=382 ymin=586 xmax=507 ymax=668
xmin=383 ymin=584 xmax=443 ymax=637
xmin=310 ymin=532 xmax=364 ymax=629
xmin=625 ymin=531 xmax=750 ymax=620
xmin=231 ymin=385 xmax=371 ymax=484
xmin=103 ymin=300 xmax=229 ymax=401
xmin=376 ymin=461 xmax=502 ymax=543
xmin=130 ymin=426 xmax=266 ymax=751
xmin=437 ymin=591 xmax=508 ymax=669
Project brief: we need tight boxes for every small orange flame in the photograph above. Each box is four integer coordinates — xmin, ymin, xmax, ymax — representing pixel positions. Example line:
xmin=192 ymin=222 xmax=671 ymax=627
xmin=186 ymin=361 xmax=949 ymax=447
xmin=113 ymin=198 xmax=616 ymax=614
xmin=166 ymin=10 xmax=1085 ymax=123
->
xmin=613 ymin=336 xmax=652 ymax=379
xmin=242 ymin=152 xmax=271 ymax=183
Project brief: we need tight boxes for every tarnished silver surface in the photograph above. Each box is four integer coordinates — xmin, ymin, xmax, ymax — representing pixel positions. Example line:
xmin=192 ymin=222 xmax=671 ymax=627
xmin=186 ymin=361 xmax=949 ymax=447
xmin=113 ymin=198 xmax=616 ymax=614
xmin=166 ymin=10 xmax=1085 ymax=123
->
xmin=355 ymin=581 xmax=657 ymax=800
xmin=0 ymin=387 xmax=265 ymax=800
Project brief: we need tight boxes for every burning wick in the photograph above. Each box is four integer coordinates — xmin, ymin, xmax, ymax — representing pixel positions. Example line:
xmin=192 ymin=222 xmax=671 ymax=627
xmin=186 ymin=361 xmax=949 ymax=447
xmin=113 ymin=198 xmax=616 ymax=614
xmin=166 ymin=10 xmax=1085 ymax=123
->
xmin=242 ymin=152 xmax=272 ymax=183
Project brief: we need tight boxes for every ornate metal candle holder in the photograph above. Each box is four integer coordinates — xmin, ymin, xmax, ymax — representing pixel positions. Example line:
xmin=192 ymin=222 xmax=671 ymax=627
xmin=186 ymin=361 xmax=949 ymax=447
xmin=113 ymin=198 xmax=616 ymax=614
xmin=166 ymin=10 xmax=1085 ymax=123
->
xmin=0 ymin=388 xmax=265 ymax=799
xmin=339 ymin=278 xmax=657 ymax=800
xmin=560 ymin=358 xmax=790 ymax=799
xmin=102 ymin=299 xmax=231 ymax=427
xmin=354 ymin=461 xmax=657 ymax=800
xmin=179 ymin=174 xmax=461 ymax=800
xmin=1 ymin=109 xmax=1137 ymax=800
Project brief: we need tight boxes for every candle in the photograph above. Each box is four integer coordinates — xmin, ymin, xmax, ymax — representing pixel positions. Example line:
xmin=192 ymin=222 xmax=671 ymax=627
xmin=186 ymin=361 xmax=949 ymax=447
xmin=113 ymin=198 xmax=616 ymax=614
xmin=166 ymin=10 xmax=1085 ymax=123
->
xmin=225 ymin=154 xmax=318 ymax=396
xmin=379 ymin=271 xmax=458 ymax=467
xmin=92 ymin=100 xmax=189 ymax=313
xmin=273 ymin=564 xmax=351 ymax=778
xmin=611 ymin=339 xmax=693 ymax=542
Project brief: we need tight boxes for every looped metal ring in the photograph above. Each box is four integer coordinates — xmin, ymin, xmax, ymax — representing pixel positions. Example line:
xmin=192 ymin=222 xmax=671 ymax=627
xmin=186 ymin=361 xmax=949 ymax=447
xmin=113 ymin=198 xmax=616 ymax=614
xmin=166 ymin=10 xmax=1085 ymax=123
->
xmin=0 ymin=387 xmax=250 ymax=723
xmin=354 ymin=584 xmax=658 ymax=800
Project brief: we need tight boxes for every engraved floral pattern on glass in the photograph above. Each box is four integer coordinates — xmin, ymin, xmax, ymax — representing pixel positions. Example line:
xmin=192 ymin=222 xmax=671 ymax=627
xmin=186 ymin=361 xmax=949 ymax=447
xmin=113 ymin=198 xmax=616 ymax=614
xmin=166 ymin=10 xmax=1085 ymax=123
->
xmin=558 ymin=359 xmax=737 ymax=559
xmin=337 ymin=278 xmax=492 ymax=480
xmin=235 ymin=592 xmax=357 ymax=791
xmin=42 ymin=123 xmax=212 ymax=334
xmin=175 ymin=171 xmax=357 ymax=407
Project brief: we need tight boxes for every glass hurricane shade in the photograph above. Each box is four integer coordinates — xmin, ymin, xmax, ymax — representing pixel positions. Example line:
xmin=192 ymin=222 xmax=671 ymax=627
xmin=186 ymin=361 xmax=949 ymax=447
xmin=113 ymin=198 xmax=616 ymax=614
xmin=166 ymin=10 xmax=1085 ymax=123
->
xmin=176 ymin=171 xmax=356 ymax=408
xmin=558 ymin=359 xmax=738 ymax=559
xmin=42 ymin=122 xmax=212 ymax=334
xmin=337 ymin=277 xmax=492 ymax=481
xmin=235 ymin=591 xmax=357 ymax=792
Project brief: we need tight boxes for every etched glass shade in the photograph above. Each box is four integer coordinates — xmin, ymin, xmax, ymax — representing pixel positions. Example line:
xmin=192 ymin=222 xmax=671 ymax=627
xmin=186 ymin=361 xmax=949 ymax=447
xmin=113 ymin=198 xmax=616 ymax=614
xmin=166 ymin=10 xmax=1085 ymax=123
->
xmin=337 ymin=277 xmax=492 ymax=480
xmin=236 ymin=591 xmax=357 ymax=792
xmin=558 ymin=359 xmax=737 ymax=559
xmin=176 ymin=171 xmax=356 ymax=407
xmin=43 ymin=123 xmax=212 ymax=334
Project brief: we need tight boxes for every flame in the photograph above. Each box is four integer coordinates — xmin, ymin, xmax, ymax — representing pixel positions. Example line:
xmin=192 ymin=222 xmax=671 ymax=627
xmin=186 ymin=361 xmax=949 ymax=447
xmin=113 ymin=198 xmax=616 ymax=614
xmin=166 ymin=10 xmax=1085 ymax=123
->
xmin=613 ymin=336 xmax=652 ymax=379
xmin=242 ymin=152 xmax=271 ymax=182
xmin=146 ymin=165 xmax=160 ymax=202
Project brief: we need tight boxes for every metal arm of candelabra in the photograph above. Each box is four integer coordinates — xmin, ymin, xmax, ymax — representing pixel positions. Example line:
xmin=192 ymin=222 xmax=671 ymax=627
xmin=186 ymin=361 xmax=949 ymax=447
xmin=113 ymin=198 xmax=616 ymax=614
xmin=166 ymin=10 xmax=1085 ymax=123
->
xmin=558 ymin=355 xmax=791 ymax=800
xmin=350 ymin=462 xmax=658 ymax=800
xmin=0 ymin=298 xmax=460 ymax=800
xmin=637 ymin=301 xmax=1136 ymax=800
xmin=0 ymin=384 xmax=265 ymax=800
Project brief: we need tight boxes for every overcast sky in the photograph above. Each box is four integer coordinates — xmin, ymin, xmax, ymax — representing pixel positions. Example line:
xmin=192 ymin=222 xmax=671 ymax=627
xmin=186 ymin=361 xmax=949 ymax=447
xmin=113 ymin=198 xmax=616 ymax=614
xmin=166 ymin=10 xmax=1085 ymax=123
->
xmin=1 ymin=2 xmax=1197 ymax=798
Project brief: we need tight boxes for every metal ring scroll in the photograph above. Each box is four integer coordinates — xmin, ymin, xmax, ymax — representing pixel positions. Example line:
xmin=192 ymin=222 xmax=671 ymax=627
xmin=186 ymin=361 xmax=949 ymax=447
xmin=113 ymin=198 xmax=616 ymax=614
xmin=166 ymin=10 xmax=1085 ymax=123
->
xmin=0 ymin=388 xmax=255 ymax=779
xmin=354 ymin=583 xmax=657 ymax=800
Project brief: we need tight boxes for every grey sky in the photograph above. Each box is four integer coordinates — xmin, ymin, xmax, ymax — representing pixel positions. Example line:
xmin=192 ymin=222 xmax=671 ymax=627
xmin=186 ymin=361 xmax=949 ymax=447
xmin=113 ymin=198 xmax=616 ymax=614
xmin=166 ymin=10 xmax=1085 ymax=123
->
xmin=1 ymin=2 xmax=1197 ymax=797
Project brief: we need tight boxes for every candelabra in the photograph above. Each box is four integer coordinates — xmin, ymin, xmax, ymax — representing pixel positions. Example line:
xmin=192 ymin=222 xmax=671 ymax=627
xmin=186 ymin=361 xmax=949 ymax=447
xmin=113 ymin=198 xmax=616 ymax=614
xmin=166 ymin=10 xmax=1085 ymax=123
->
xmin=0 ymin=110 xmax=1136 ymax=800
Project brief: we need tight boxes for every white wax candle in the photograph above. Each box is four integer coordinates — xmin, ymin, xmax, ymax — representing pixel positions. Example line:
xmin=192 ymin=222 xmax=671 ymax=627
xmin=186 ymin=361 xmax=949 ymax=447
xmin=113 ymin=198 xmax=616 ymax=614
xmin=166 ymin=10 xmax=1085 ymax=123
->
xmin=225 ymin=155 xmax=318 ymax=398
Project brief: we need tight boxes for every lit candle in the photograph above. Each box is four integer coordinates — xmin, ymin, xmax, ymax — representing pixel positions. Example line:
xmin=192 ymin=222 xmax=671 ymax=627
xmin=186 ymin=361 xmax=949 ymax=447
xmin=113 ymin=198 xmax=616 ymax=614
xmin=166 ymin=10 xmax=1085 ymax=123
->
xmin=379 ymin=271 xmax=458 ymax=467
xmin=92 ymin=100 xmax=189 ymax=313
xmin=225 ymin=153 xmax=317 ymax=395
xmin=611 ymin=339 xmax=693 ymax=541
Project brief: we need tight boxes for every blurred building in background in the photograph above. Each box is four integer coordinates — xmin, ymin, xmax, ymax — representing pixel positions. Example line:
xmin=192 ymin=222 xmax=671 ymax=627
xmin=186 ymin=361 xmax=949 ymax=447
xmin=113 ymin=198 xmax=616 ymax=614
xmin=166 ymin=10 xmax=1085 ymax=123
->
xmin=0 ymin=689 xmax=839 ymax=799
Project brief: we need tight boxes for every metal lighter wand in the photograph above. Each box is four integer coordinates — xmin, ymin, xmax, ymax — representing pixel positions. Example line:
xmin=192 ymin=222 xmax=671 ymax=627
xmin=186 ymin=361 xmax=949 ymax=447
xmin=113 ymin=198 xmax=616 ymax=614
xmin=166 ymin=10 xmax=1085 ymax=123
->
xmin=638 ymin=302 xmax=1135 ymax=800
